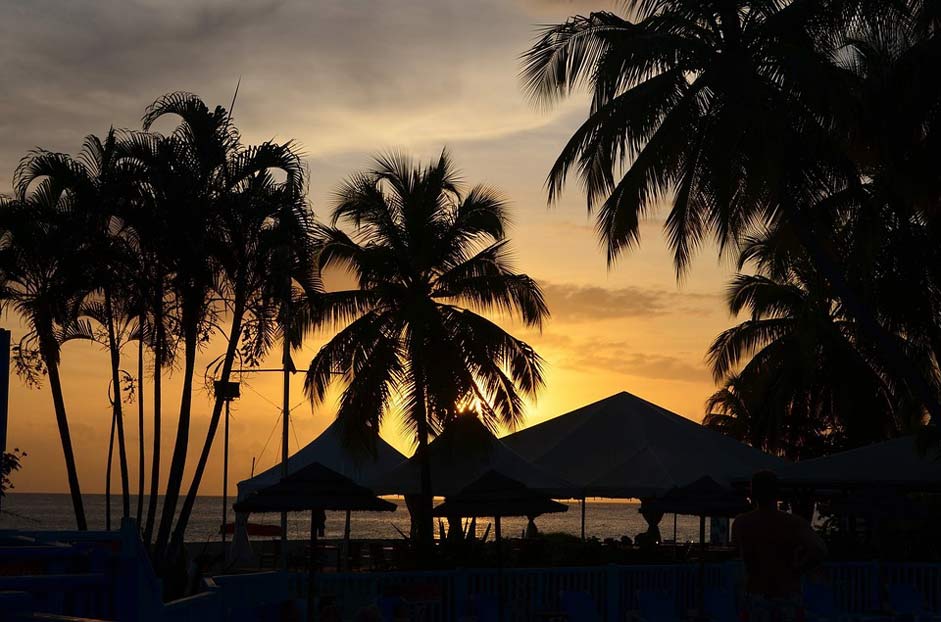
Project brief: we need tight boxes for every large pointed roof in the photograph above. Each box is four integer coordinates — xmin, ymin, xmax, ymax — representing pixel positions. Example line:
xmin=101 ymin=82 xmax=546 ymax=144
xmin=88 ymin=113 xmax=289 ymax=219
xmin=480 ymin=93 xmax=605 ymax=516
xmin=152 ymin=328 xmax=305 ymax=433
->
xmin=502 ymin=391 xmax=785 ymax=498
xmin=237 ymin=419 xmax=406 ymax=498
xmin=776 ymin=435 xmax=941 ymax=490
xmin=371 ymin=415 xmax=574 ymax=497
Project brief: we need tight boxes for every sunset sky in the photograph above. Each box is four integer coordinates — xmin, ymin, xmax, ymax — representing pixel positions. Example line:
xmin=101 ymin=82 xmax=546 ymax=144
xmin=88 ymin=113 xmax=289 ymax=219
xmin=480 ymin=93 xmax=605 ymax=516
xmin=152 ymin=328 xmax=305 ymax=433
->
xmin=0 ymin=0 xmax=741 ymax=494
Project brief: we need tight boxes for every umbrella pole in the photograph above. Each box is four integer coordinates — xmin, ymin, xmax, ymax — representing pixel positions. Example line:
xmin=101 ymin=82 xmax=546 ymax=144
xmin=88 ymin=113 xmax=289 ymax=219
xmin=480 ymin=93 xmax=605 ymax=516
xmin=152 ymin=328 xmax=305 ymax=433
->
xmin=341 ymin=509 xmax=351 ymax=572
xmin=222 ymin=399 xmax=230 ymax=548
xmin=495 ymin=515 xmax=503 ymax=622
xmin=308 ymin=511 xmax=318 ymax=622
xmin=673 ymin=513 xmax=677 ymax=560
xmin=280 ymin=339 xmax=291 ymax=571
xmin=580 ymin=497 xmax=586 ymax=541
xmin=698 ymin=514 xmax=706 ymax=620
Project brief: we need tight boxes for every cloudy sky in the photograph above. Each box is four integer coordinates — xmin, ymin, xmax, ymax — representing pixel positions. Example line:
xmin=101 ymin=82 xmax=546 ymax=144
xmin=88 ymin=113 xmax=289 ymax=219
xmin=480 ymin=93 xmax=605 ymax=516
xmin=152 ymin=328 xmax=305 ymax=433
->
xmin=0 ymin=0 xmax=741 ymax=495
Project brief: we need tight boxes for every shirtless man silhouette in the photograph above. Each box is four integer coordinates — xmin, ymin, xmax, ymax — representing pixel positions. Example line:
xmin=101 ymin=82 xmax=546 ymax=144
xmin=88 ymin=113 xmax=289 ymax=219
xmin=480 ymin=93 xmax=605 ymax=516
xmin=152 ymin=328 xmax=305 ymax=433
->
xmin=731 ymin=471 xmax=827 ymax=622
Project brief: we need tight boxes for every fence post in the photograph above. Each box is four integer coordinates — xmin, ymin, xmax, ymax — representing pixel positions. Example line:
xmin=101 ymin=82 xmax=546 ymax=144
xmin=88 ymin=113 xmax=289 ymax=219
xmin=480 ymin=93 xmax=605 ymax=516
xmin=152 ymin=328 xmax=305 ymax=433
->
xmin=605 ymin=564 xmax=619 ymax=622
xmin=870 ymin=560 xmax=882 ymax=612
xmin=118 ymin=517 xmax=141 ymax=621
xmin=453 ymin=568 xmax=468 ymax=619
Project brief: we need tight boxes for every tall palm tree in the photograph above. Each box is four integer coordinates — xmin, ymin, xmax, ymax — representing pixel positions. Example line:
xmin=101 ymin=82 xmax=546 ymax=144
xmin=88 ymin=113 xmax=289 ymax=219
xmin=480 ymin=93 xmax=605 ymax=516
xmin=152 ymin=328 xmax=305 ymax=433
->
xmin=304 ymin=151 xmax=548 ymax=557
xmin=112 ymin=92 xmax=239 ymax=561
xmin=167 ymin=141 xmax=316 ymax=559
xmin=521 ymin=0 xmax=941 ymax=423
xmin=15 ymin=132 xmax=137 ymax=523
xmin=0 ymin=192 xmax=94 ymax=529
xmin=113 ymin=154 xmax=177 ymax=545
xmin=119 ymin=92 xmax=239 ymax=559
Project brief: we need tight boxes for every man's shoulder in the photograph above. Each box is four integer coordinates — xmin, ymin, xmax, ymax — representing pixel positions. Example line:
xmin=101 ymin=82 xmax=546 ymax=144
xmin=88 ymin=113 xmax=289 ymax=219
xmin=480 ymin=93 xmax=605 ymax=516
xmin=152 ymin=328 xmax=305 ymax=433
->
xmin=733 ymin=509 xmax=759 ymax=525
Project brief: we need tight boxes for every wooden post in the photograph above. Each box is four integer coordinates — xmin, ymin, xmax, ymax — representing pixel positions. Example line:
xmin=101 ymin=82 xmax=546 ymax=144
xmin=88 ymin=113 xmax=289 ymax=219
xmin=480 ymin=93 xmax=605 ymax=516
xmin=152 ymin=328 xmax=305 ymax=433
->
xmin=580 ymin=497 xmax=586 ymax=541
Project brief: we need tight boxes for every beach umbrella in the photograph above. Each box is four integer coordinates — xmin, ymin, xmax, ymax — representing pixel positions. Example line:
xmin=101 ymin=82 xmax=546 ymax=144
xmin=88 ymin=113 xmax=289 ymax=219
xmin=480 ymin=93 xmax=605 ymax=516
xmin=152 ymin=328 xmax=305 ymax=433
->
xmin=646 ymin=476 xmax=749 ymax=620
xmin=234 ymin=461 xmax=395 ymax=622
xmin=433 ymin=470 xmax=567 ymax=620
xmin=432 ymin=470 xmax=568 ymax=548
xmin=374 ymin=415 xmax=573 ymax=497
xmin=236 ymin=420 xmax=405 ymax=569
xmin=647 ymin=475 xmax=750 ymax=518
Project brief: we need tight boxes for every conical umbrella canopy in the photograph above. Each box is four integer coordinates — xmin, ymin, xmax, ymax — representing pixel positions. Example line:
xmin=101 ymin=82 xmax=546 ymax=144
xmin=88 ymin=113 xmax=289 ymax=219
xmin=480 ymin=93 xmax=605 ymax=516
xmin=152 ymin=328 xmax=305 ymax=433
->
xmin=237 ymin=419 xmax=406 ymax=499
xmin=504 ymin=392 xmax=786 ymax=497
xmin=432 ymin=470 xmax=569 ymax=518
xmin=373 ymin=416 xmax=573 ymax=497
xmin=233 ymin=461 xmax=396 ymax=513
xmin=646 ymin=476 xmax=750 ymax=518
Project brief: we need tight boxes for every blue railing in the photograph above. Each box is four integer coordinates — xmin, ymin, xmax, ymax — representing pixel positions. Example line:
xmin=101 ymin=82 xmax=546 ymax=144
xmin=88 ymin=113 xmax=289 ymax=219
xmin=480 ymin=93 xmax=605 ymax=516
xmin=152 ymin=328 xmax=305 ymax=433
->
xmin=317 ymin=561 xmax=941 ymax=621
xmin=0 ymin=519 xmax=304 ymax=621
xmin=3 ymin=521 xmax=941 ymax=621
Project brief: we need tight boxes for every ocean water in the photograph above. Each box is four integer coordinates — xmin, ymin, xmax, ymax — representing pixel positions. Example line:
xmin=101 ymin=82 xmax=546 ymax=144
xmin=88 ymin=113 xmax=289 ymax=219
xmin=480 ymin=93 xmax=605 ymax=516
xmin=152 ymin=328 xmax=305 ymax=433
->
xmin=0 ymin=493 xmax=710 ymax=544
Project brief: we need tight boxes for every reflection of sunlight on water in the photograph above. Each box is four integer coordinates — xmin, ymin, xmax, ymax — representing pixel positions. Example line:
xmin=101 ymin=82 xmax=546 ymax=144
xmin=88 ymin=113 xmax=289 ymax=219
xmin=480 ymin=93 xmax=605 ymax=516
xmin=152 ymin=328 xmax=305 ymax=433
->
xmin=1 ymin=493 xmax=710 ymax=544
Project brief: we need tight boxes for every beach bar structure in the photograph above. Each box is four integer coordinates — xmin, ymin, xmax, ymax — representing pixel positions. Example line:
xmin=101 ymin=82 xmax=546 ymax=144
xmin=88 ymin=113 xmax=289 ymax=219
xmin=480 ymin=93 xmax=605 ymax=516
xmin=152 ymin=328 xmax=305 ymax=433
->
xmin=503 ymin=392 xmax=786 ymax=537
xmin=773 ymin=435 xmax=941 ymax=491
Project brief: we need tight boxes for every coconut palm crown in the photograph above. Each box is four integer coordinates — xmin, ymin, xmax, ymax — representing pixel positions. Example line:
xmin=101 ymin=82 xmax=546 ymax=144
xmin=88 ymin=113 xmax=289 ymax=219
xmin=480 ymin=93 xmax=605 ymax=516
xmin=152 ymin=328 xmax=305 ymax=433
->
xmin=304 ymin=151 xmax=548 ymax=553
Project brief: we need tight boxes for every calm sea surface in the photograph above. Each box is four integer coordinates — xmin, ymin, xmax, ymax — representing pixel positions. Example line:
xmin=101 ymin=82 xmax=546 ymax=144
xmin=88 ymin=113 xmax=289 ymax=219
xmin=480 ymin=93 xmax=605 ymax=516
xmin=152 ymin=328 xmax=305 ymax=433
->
xmin=0 ymin=493 xmax=711 ymax=543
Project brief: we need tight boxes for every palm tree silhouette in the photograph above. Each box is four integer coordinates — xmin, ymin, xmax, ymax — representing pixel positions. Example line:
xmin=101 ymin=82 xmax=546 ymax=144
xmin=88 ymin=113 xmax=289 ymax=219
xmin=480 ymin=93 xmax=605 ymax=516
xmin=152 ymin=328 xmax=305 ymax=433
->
xmin=167 ymin=140 xmax=317 ymax=560
xmin=127 ymin=92 xmax=241 ymax=559
xmin=16 ymin=131 xmax=141 ymax=525
xmin=522 ymin=0 xmax=941 ymax=424
xmin=304 ymin=151 xmax=548 ymax=558
xmin=0 ymin=192 xmax=95 ymax=529
xmin=705 ymin=231 xmax=925 ymax=458
xmin=114 ymin=134 xmax=178 ymax=545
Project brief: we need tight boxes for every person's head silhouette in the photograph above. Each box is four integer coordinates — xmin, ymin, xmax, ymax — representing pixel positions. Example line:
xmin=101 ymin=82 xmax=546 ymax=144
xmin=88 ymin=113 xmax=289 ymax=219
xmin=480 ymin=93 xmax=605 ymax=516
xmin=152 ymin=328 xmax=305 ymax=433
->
xmin=750 ymin=470 xmax=779 ymax=509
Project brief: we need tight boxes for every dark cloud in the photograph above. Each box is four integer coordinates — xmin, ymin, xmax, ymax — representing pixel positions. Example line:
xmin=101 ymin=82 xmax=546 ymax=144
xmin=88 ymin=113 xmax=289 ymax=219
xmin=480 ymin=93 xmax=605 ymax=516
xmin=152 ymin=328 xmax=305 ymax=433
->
xmin=0 ymin=0 xmax=570 ymax=189
xmin=539 ymin=281 xmax=720 ymax=322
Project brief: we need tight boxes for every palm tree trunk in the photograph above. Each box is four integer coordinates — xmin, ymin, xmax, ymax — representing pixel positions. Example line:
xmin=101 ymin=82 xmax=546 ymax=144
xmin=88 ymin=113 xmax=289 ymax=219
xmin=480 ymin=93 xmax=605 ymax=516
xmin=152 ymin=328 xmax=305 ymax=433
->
xmin=104 ymin=289 xmax=131 ymax=518
xmin=154 ymin=309 xmax=199 ymax=560
xmin=106 ymin=408 xmax=115 ymax=531
xmin=136 ymin=318 xmax=145 ymax=528
xmin=410 ymin=358 xmax=434 ymax=564
xmin=167 ymin=291 xmax=247 ymax=559
xmin=414 ymin=420 xmax=434 ymax=563
xmin=144 ymin=300 xmax=163 ymax=546
xmin=39 ymin=330 xmax=87 ymax=530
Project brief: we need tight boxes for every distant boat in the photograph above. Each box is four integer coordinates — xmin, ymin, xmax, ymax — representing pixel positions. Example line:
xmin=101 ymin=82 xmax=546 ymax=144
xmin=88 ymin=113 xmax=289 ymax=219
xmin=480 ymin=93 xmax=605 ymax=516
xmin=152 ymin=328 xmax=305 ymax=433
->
xmin=219 ymin=522 xmax=281 ymax=537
